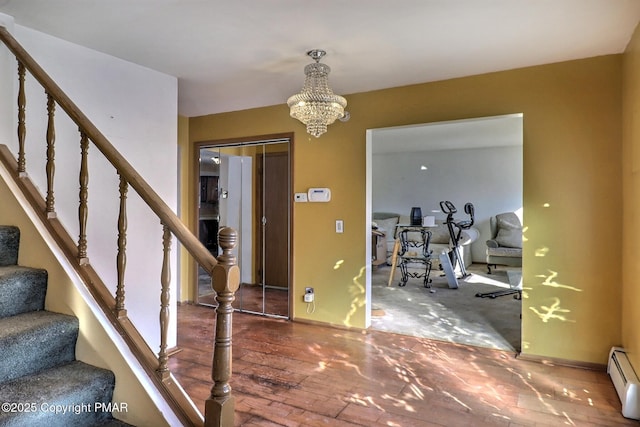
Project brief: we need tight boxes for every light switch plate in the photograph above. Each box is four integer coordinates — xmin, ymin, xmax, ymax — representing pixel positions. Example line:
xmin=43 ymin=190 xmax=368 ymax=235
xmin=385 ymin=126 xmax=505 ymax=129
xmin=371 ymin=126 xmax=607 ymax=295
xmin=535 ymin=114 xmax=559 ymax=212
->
xmin=294 ymin=192 xmax=308 ymax=202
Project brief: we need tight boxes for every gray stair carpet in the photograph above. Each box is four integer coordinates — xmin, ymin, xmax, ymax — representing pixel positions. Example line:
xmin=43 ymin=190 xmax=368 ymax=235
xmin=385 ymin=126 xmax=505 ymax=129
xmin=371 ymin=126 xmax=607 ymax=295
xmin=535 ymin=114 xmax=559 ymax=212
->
xmin=0 ymin=225 xmax=134 ymax=426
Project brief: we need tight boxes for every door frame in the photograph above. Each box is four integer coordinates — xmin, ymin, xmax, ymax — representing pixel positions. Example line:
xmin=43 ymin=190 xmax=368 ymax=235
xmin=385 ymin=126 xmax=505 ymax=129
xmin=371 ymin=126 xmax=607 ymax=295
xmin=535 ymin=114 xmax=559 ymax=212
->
xmin=193 ymin=133 xmax=294 ymax=316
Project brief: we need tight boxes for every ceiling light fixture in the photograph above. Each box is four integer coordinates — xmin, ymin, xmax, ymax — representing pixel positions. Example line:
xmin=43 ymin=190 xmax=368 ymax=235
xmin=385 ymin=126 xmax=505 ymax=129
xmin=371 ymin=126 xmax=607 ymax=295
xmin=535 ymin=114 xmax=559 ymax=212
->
xmin=287 ymin=49 xmax=347 ymax=138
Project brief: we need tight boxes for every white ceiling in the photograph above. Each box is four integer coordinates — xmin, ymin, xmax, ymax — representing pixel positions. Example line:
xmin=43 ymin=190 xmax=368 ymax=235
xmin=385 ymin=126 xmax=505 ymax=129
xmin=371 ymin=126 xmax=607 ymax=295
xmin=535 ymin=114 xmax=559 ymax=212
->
xmin=372 ymin=114 xmax=523 ymax=153
xmin=1 ymin=0 xmax=639 ymax=118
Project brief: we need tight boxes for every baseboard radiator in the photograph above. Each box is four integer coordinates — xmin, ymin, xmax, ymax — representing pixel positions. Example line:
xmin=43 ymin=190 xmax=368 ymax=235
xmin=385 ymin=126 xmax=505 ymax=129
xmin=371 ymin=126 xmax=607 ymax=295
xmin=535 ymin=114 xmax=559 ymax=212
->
xmin=608 ymin=347 xmax=640 ymax=420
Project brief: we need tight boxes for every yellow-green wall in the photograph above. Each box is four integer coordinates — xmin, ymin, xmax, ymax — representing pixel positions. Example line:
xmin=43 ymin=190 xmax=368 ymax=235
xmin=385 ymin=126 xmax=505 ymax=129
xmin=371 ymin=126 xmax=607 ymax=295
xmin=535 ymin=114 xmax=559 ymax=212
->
xmin=178 ymin=115 xmax=194 ymax=302
xmin=186 ymin=55 xmax=624 ymax=364
xmin=623 ymin=23 xmax=640 ymax=370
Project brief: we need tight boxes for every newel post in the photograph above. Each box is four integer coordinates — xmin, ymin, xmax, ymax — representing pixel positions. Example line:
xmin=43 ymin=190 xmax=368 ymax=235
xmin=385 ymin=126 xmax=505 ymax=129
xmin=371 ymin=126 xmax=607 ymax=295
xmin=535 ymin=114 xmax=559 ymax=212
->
xmin=205 ymin=227 xmax=240 ymax=427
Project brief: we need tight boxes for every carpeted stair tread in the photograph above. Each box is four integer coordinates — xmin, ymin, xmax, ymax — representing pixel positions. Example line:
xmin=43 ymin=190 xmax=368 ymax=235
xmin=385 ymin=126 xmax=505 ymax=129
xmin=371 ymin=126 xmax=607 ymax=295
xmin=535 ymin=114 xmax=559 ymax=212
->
xmin=0 ymin=225 xmax=135 ymax=426
xmin=0 ymin=361 xmax=116 ymax=427
xmin=0 ymin=265 xmax=47 ymax=317
xmin=0 ymin=311 xmax=78 ymax=383
xmin=0 ymin=225 xmax=19 ymax=267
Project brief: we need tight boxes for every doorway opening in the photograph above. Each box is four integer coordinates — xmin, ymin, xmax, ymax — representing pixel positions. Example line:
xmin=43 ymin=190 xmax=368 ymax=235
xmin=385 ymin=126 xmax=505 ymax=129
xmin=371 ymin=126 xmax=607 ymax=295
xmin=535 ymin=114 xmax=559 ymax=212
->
xmin=365 ymin=114 xmax=523 ymax=352
xmin=195 ymin=135 xmax=292 ymax=318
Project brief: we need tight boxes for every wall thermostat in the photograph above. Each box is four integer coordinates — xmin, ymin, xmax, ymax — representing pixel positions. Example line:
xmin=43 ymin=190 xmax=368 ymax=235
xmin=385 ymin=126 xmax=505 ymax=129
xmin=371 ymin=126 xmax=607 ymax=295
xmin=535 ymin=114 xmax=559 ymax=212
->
xmin=307 ymin=188 xmax=331 ymax=202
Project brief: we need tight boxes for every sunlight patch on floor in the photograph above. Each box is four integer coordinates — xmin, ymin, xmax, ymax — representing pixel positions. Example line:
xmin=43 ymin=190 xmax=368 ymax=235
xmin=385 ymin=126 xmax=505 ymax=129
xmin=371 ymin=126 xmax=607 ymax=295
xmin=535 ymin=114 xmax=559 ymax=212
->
xmin=464 ymin=273 xmax=511 ymax=288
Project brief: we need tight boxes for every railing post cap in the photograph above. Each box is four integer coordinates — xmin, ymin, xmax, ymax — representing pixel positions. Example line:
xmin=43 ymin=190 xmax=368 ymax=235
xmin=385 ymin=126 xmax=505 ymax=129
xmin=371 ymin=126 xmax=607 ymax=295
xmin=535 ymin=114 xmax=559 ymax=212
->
xmin=212 ymin=226 xmax=240 ymax=293
xmin=218 ymin=227 xmax=237 ymax=250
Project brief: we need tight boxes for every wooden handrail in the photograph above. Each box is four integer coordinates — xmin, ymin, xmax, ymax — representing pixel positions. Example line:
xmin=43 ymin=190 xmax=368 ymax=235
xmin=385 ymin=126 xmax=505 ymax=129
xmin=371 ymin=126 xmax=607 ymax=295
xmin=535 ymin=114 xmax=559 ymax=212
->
xmin=0 ymin=25 xmax=218 ymax=274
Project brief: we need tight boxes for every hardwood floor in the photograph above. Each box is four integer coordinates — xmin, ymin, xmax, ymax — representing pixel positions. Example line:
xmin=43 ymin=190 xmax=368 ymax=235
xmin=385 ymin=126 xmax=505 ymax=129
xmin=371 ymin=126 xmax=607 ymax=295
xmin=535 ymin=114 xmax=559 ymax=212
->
xmin=170 ymin=303 xmax=635 ymax=426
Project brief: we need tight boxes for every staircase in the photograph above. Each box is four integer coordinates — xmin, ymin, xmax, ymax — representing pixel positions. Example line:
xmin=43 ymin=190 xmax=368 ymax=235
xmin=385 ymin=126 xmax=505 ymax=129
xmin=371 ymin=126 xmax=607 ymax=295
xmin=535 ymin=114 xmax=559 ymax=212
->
xmin=0 ymin=225 xmax=132 ymax=427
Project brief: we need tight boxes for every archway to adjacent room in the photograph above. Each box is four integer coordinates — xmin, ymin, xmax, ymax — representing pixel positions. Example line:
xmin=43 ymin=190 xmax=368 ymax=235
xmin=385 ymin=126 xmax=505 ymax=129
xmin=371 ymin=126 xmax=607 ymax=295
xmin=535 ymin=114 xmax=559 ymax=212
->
xmin=194 ymin=134 xmax=292 ymax=318
xmin=365 ymin=114 xmax=523 ymax=352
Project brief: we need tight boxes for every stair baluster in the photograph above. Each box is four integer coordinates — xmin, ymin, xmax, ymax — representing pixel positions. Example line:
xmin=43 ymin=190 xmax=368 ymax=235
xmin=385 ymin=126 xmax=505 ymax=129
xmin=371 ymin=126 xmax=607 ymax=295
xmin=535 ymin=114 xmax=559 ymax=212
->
xmin=78 ymin=131 xmax=89 ymax=264
xmin=157 ymin=223 xmax=171 ymax=381
xmin=17 ymin=61 xmax=26 ymax=176
xmin=45 ymin=92 xmax=56 ymax=218
xmin=115 ymin=173 xmax=128 ymax=319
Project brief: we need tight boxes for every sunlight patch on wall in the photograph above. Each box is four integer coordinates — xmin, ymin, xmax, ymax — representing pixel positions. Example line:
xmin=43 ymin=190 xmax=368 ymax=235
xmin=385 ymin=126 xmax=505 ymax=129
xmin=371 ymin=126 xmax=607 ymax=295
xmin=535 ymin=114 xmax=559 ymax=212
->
xmin=343 ymin=265 xmax=366 ymax=328
xmin=537 ymin=270 xmax=583 ymax=292
xmin=530 ymin=297 xmax=574 ymax=323
xmin=535 ymin=247 xmax=549 ymax=257
xmin=528 ymin=268 xmax=582 ymax=323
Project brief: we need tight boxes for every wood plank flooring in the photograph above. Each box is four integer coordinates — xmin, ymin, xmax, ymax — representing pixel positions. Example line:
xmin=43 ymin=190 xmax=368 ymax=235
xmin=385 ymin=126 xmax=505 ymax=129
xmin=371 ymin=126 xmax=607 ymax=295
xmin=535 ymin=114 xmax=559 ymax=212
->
xmin=169 ymin=303 xmax=635 ymax=426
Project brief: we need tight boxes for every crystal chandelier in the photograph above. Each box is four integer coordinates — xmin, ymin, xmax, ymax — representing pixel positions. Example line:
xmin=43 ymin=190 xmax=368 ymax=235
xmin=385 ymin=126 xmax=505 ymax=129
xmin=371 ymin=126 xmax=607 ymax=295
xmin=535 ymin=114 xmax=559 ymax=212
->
xmin=287 ymin=49 xmax=347 ymax=138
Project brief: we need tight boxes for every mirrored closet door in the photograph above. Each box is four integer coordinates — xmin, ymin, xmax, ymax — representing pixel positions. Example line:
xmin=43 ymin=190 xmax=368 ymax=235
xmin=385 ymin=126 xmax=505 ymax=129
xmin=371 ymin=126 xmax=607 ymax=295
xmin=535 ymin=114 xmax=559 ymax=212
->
xmin=196 ymin=137 xmax=290 ymax=318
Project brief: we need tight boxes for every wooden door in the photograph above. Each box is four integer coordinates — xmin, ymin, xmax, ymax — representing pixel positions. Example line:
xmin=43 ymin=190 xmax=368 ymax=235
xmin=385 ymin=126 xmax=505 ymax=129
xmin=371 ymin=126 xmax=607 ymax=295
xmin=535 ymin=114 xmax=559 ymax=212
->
xmin=258 ymin=152 xmax=289 ymax=288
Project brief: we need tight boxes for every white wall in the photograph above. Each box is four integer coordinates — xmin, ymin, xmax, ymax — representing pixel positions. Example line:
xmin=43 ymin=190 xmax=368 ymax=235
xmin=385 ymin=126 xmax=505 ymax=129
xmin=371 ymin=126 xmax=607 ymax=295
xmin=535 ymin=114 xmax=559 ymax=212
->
xmin=2 ymin=24 xmax=178 ymax=351
xmin=0 ymin=14 xmax=15 ymax=147
xmin=372 ymin=145 xmax=523 ymax=261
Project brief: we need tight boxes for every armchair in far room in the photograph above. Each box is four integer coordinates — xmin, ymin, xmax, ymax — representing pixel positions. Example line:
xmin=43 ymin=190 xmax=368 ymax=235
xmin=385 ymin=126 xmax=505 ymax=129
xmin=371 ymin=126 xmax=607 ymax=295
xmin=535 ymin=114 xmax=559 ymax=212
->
xmin=486 ymin=212 xmax=522 ymax=274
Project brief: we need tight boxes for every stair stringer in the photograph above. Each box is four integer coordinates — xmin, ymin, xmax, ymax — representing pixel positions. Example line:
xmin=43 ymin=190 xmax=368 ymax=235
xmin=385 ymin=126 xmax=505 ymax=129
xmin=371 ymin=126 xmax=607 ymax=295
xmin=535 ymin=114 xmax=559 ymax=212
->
xmin=0 ymin=158 xmax=194 ymax=426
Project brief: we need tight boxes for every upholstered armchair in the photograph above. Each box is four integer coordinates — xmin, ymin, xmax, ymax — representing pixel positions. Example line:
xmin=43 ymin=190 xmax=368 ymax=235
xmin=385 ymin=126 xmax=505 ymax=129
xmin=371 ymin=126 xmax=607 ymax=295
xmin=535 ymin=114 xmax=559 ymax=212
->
xmin=486 ymin=212 xmax=522 ymax=273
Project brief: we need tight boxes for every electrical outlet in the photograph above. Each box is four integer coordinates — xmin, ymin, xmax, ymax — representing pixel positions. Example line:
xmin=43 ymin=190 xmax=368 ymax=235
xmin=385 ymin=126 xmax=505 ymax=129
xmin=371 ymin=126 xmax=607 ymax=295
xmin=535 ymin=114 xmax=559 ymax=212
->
xmin=304 ymin=287 xmax=314 ymax=303
xmin=336 ymin=220 xmax=344 ymax=233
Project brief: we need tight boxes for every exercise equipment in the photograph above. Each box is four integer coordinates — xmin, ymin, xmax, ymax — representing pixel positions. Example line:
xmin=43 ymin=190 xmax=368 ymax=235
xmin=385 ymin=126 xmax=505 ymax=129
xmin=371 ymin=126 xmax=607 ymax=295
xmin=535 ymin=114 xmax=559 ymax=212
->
xmin=396 ymin=227 xmax=433 ymax=288
xmin=439 ymin=200 xmax=475 ymax=281
xmin=476 ymin=287 xmax=522 ymax=299
xmin=439 ymin=250 xmax=459 ymax=289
